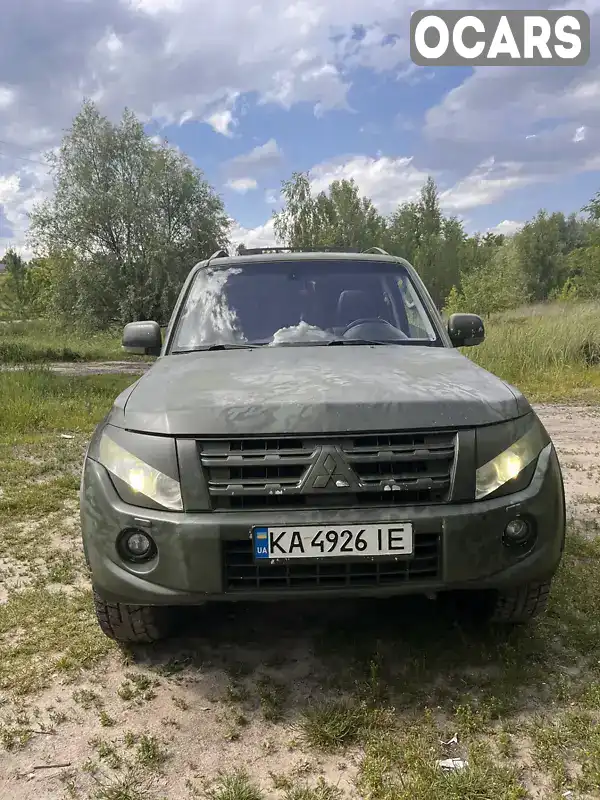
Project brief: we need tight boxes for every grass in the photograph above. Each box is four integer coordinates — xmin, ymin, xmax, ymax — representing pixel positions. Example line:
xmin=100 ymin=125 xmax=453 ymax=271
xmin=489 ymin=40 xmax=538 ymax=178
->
xmin=0 ymin=370 xmax=133 ymax=695
xmin=0 ymin=587 xmax=116 ymax=695
xmin=468 ymin=301 xmax=600 ymax=403
xmin=0 ymin=319 xmax=148 ymax=364
xmin=0 ymin=369 xmax=134 ymax=439
xmin=204 ymin=771 xmax=264 ymax=800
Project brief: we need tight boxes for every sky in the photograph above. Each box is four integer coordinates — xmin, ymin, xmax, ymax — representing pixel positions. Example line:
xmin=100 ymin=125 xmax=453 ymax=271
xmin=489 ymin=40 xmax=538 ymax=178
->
xmin=0 ymin=0 xmax=599 ymax=256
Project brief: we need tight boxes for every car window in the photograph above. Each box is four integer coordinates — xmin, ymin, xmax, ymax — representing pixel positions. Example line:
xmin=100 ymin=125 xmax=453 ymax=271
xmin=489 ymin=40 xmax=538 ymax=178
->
xmin=171 ymin=259 xmax=440 ymax=351
xmin=396 ymin=276 xmax=437 ymax=340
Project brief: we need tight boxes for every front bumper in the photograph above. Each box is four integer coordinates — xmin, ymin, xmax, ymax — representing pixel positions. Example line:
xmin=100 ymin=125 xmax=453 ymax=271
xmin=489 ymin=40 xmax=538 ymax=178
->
xmin=80 ymin=443 xmax=565 ymax=606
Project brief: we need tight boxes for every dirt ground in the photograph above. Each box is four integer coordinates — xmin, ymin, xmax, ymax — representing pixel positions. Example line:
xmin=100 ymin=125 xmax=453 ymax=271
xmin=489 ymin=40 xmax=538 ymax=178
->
xmin=535 ymin=404 xmax=600 ymax=519
xmin=0 ymin=400 xmax=599 ymax=800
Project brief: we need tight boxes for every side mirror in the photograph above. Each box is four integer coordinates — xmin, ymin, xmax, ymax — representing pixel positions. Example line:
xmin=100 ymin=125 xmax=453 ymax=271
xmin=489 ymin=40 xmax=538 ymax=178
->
xmin=122 ymin=321 xmax=162 ymax=356
xmin=447 ymin=313 xmax=485 ymax=348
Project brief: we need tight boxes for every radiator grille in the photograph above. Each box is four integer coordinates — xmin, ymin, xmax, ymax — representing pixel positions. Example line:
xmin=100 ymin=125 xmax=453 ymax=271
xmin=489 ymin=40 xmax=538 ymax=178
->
xmin=199 ymin=431 xmax=456 ymax=511
xmin=222 ymin=533 xmax=441 ymax=591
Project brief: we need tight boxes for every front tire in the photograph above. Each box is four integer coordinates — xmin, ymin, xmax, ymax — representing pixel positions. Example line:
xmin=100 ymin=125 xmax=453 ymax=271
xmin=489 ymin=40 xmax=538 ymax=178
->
xmin=489 ymin=580 xmax=551 ymax=624
xmin=93 ymin=588 xmax=173 ymax=643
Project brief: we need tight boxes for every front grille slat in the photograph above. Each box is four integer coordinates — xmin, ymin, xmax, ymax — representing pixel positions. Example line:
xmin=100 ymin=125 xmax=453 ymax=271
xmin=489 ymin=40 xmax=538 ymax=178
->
xmin=201 ymin=453 xmax=316 ymax=467
xmin=199 ymin=431 xmax=457 ymax=511
xmin=344 ymin=449 xmax=455 ymax=464
xmin=223 ymin=533 xmax=441 ymax=591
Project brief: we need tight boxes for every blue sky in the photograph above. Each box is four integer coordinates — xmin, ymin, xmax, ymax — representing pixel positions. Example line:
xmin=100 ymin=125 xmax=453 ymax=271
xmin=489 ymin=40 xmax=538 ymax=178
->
xmin=0 ymin=0 xmax=599 ymax=254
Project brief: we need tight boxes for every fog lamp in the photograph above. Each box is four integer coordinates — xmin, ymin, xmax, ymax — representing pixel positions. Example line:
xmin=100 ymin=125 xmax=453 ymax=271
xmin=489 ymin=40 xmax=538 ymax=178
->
xmin=503 ymin=518 xmax=532 ymax=547
xmin=119 ymin=529 xmax=156 ymax=562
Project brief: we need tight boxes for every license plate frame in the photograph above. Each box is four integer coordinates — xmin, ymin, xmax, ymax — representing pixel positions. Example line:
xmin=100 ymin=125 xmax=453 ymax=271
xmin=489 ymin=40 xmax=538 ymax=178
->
xmin=251 ymin=523 xmax=413 ymax=562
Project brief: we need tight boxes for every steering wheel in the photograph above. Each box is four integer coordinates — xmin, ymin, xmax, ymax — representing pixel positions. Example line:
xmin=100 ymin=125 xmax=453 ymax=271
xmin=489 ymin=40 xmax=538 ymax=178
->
xmin=342 ymin=318 xmax=408 ymax=339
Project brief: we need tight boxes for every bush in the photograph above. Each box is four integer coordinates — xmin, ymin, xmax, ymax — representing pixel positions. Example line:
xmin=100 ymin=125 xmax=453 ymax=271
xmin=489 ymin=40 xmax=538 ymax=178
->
xmin=443 ymin=239 xmax=529 ymax=318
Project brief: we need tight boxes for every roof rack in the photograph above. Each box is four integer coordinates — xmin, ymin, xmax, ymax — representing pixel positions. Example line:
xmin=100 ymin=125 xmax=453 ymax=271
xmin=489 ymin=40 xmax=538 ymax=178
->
xmin=236 ymin=246 xmax=363 ymax=255
xmin=362 ymin=246 xmax=390 ymax=255
xmin=208 ymin=249 xmax=230 ymax=259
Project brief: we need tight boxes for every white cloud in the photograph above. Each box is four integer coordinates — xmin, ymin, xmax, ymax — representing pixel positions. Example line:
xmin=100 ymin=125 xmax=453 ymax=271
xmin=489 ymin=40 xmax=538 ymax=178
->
xmin=226 ymin=177 xmax=258 ymax=193
xmin=104 ymin=31 xmax=124 ymax=54
xmin=0 ymin=87 xmax=16 ymax=110
xmin=265 ymin=189 xmax=279 ymax=205
xmin=0 ymin=0 xmax=427 ymax=173
xmin=230 ymin=218 xmax=277 ymax=250
xmin=206 ymin=108 xmax=236 ymax=138
xmin=102 ymin=0 xmax=422 ymax=129
xmin=421 ymin=20 xmax=600 ymax=180
xmin=225 ymin=139 xmax=283 ymax=178
xmin=440 ymin=158 xmax=539 ymax=212
xmin=260 ymin=63 xmax=349 ymax=113
xmin=0 ymin=161 xmax=54 ymax=258
xmin=309 ymin=154 xmax=432 ymax=213
xmin=127 ymin=0 xmax=183 ymax=13
xmin=487 ymin=219 xmax=524 ymax=236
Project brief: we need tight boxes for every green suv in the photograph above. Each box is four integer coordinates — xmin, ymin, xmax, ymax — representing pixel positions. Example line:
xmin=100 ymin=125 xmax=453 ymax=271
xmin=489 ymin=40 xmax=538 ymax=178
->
xmin=80 ymin=247 xmax=566 ymax=642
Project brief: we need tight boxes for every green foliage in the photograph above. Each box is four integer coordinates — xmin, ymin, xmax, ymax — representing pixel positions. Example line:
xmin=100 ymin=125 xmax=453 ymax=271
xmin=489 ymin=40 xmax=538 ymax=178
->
xmin=513 ymin=210 xmax=591 ymax=302
xmin=3 ymin=249 xmax=28 ymax=308
xmin=560 ymin=246 xmax=600 ymax=300
xmin=28 ymin=100 xmax=230 ymax=329
xmin=444 ymin=239 xmax=529 ymax=318
xmin=0 ymin=248 xmax=43 ymax=317
xmin=273 ymin=173 xmax=386 ymax=251
xmin=442 ymin=285 xmax=462 ymax=317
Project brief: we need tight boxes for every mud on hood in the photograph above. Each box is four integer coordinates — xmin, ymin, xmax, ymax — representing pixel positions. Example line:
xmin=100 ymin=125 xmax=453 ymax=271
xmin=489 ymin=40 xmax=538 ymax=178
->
xmin=115 ymin=345 xmax=529 ymax=436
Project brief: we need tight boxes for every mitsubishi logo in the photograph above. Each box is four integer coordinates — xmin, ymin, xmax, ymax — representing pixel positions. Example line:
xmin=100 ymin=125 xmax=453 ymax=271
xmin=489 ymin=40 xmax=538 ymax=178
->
xmin=304 ymin=446 xmax=360 ymax=491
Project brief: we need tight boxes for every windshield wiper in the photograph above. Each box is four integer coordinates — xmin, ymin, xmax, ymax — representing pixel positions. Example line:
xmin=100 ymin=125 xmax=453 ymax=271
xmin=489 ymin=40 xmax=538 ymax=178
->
xmin=325 ymin=339 xmax=405 ymax=346
xmin=172 ymin=343 xmax=261 ymax=354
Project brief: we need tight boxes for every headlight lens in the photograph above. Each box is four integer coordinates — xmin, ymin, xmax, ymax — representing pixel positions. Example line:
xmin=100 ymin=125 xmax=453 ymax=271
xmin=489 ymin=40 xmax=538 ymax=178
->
xmin=98 ymin=434 xmax=183 ymax=511
xmin=475 ymin=421 xmax=547 ymax=500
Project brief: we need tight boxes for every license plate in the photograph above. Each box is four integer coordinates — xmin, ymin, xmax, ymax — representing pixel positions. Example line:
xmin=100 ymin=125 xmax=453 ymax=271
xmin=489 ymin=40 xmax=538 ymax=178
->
xmin=252 ymin=524 xmax=413 ymax=560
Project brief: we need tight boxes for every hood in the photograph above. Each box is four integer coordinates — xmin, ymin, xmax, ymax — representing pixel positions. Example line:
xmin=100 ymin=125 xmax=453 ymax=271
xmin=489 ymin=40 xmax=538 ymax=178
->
xmin=115 ymin=345 xmax=528 ymax=436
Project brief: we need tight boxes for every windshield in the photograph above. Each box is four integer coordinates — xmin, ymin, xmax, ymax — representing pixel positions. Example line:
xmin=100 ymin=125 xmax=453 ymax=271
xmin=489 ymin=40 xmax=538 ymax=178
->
xmin=170 ymin=259 xmax=439 ymax=352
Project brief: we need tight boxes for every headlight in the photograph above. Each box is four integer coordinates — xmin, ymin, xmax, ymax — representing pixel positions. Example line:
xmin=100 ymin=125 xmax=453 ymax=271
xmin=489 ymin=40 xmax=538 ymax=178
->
xmin=475 ymin=420 xmax=547 ymax=500
xmin=98 ymin=433 xmax=183 ymax=511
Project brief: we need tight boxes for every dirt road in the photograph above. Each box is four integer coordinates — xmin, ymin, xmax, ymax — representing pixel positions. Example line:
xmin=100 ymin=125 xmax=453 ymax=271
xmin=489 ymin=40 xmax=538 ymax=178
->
xmin=535 ymin=404 xmax=600 ymax=519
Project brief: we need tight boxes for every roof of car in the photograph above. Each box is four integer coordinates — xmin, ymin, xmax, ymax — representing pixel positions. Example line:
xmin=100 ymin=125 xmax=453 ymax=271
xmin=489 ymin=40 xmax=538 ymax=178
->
xmin=192 ymin=249 xmax=413 ymax=273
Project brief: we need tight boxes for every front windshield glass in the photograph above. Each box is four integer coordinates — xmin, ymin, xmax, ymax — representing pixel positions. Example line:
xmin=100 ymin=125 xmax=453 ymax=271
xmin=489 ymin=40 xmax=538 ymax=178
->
xmin=171 ymin=259 xmax=439 ymax=352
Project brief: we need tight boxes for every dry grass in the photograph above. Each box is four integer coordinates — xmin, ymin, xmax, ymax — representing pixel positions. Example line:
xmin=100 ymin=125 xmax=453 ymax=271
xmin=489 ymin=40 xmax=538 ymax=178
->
xmin=467 ymin=301 xmax=600 ymax=403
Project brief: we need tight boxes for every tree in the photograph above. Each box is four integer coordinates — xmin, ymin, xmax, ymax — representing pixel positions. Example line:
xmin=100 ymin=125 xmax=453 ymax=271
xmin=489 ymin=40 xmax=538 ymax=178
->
xmin=273 ymin=173 xmax=386 ymax=251
xmin=444 ymin=238 xmax=529 ymax=318
xmin=385 ymin=201 xmax=420 ymax=263
xmin=29 ymin=100 xmax=230 ymax=328
xmin=386 ymin=178 xmax=467 ymax=307
xmin=559 ymin=246 xmax=600 ymax=300
xmin=514 ymin=210 xmax=590 ymax=302
xmin=3 ymin=248 xmax=29 ymax=310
